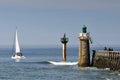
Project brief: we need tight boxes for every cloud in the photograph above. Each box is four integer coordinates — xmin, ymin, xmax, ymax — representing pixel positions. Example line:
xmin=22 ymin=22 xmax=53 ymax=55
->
xmin=0 ymin=0 xmax=120 ymax=11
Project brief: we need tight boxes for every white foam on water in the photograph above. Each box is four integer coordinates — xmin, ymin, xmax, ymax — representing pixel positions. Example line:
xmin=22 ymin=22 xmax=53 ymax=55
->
xmin=105 ymin=68 xmax=110 ymax=70
xmin=78 ymin=67 xmax=110 ymax=71
xmin=15 ymin=59 xmax=21 ymax=62
xmin=78 ymin=67 xmax=99 ymax=71
xmin=48 ymin=61 xmax=78 ymax=65
xmin=105 ymin=78 xmax=112 ymax=80
xmin=118 ymin=74 xmax=120 ymax=76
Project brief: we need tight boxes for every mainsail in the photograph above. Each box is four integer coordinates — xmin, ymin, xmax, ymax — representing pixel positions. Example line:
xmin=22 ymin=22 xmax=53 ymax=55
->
xmin=15 ymin=29 xmax=20 ymax=53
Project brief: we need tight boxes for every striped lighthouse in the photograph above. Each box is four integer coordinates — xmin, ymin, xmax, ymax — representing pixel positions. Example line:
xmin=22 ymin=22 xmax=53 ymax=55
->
xmin=61 ymin=33 xmax=69 ymax=62
xmin=78 ymin=25 xmax=91 ymax=67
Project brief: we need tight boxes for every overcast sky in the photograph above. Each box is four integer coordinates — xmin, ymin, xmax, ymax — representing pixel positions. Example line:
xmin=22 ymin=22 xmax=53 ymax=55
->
xmin=0 ymin=0 xmax=120 ymax=48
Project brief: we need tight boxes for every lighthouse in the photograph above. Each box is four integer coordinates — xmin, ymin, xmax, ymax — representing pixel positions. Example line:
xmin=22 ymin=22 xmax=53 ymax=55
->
xmin=61 ymin=33 xmax=69 ymax=62
xmin=78 ymin=25 xmax=91 ymax=67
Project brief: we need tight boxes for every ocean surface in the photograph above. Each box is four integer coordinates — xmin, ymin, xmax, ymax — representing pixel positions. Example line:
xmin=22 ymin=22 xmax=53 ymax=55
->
xmin=0 ymin=47 xmax=120 ymax=80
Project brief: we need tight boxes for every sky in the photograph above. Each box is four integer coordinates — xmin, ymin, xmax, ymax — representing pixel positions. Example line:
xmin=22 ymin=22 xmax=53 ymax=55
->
xmin=0 ymin=0 xmax=120 ymax=48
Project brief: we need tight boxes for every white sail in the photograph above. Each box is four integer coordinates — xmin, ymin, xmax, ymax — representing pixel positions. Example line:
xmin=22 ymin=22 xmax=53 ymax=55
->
xmin=11 ymin=28 xmax=25 ymax=62
xmin=15 ymin=29 xmax=20 ymax=53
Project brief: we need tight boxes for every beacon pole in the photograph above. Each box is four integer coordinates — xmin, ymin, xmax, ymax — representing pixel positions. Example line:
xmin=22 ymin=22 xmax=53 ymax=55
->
xmin=61 ymin=33 xmax=69 ymax=62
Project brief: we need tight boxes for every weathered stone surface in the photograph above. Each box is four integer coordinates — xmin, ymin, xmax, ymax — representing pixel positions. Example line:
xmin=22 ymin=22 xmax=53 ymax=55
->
xmin=92 ymin=50 xmax=120 ymax=71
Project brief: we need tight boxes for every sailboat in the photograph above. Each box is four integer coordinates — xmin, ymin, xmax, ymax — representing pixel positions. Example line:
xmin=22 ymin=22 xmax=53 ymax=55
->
xmin=11 ymin=28 xmax=25 ymax=62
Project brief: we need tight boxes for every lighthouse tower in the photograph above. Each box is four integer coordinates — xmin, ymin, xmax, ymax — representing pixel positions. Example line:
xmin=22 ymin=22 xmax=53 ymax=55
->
xmin=78 ymin=25 xmax=90 ymax=67
xmin=61 ymin=33 xmax=69 ymax=62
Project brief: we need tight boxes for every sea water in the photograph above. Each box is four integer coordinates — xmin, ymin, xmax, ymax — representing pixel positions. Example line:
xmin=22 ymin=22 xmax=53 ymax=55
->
xmin=0 ymin=47 xmax=120 ymax=80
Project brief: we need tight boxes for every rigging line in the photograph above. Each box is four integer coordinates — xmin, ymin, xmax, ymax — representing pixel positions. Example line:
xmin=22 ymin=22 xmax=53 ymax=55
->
xmin=90 ymin=36 xmax=106 ymax=48
xmin=95 ymin=41 xmax=104 ymax=47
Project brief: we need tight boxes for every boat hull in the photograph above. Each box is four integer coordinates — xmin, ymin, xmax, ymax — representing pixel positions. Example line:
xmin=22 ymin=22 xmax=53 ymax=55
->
xmin=11 ymin=54 xmax=25 ymax=62
xmin=11 ymin=55 xmax=25 ymax=59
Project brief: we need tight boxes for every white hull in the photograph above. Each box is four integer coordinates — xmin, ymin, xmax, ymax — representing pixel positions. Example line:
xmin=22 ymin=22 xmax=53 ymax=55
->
xmin=11 ymin=55 xmax=25 ymax=62
xmin=49 ymin=61 xmax=78 ymax=65
xmin=11 ymin=55 xmax=25 ymax=59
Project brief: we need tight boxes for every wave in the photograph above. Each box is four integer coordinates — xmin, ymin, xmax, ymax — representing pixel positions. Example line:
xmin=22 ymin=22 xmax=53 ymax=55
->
xmin=105 ymin=78 xmax=112 ymax=80
xmin=78 ymin=67 xmax=110 ymax=71
xmin=34 ymin=61 xmax=50 ymax=64
xmin=19 ymin=61 xmax=78 ymax=65
xmin=21 ymin=61 xmax=50 ymax=64
xmin=48 ymin=61 xmax=78 ymax=65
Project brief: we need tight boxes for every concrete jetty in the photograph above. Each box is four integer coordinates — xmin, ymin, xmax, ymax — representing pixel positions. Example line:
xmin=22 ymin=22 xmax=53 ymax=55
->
xmin=92 ymin=49 xmax=120 ymax=71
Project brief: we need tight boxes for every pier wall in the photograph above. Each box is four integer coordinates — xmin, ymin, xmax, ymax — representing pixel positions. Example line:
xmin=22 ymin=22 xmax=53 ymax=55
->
xmin=92 ymin=50 xmax=120 ymax=71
